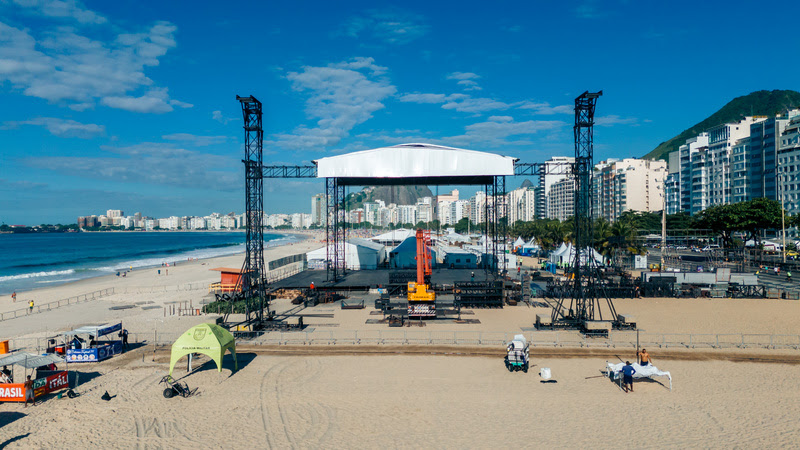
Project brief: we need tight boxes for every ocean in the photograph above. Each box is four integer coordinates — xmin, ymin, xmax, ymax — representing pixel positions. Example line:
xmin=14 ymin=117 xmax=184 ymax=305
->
xmin=0 ymin=231 xmax=297 ymax=295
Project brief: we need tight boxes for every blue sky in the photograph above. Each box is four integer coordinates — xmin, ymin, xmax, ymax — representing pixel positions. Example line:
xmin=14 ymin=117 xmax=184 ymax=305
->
xmin=1 ymin=0 xmax=799 ymax=224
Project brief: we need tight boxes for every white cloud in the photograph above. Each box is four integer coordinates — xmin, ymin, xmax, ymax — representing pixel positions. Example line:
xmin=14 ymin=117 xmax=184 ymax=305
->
xmin=399 ymin=91 xmax=509 ymax=114
xmin=365 ymin=116 xmax=567 ymax=149
xmin=338 ymin=9 xmax=429 ymax=45
xmin=34 ymin=142 xmax=239 ymax=190
xmin=595 ymin=115 xmax=639 ymax=126
xmin=101 ymin=88 xmax=175 ymax=114
xmin=518 ymin=101 xmax=573 ymax=115
xmin=7 ymin=0 xmax=107 ymax=24
xmin=447 ymin=72 xmax=481 ymax=91
xmin=459 ymin=116 xmax=565 ymax=145
xmin=0 ymin=10 xmax=188 ymax=113
xmin=447 ymin=72 xmax=480 ymax=81
xmin=442 ymin=97 xmax=510 ymax=113
xmin=1 ymin=116 xmax=104 ymax=138
xmin=212 ymin=110 xmax=236 ymax=124
xmin=398 ymin=93 xmax=451 ymax=104
xmin=162 ymin=133 xmax=228 ymax=146
xmin=269 ymin=57 xmax=396 ymax=150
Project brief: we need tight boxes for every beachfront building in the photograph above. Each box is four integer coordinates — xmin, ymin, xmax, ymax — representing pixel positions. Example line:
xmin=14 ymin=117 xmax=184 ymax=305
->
xmin=506 ymin=185 xmax=537 ymax=225
xmin=746 ymin=116 xmax=790 ymax=202
xmin=311 ymin=193 xmax=326 ymax=226
xmin=536 ymin=156 xmax=574 ymax=219
xmin=416 ymin=197 xmax=433 ymax=224
xmin=546 ymin=177 xmax=574 ymax=221
xmin=705 ymin=117 xmax=766 ymax=208
xmin=469 ymin=191 xmax=486 ymax=224
xmin=778 ymin=111 xmax=800 ymax=215
xmin=592 ymin=158 xmax=667 ymax=222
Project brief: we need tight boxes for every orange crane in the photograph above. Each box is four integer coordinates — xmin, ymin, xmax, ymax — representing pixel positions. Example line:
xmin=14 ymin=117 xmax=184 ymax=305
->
xmin=408 ymin=229 xmax=435 ymax=317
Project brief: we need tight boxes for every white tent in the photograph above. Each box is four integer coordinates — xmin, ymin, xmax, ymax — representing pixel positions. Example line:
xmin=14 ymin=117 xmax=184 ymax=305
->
xmin=549 ymin=243 xmax=604 ymax=265
xmin=371 ymin=229 xmax=416 ymax=246
xmin=549 ymin=243 xmax=570 ymax=264
xmin=444 ymin=232 xmax=471 ymax=245
xmin=306 ymin=239 xmax=386 ymax=270
xmin=314 ymin=143 xmax=516 ymax=179
xmin=513 ymin=236 xmax=525 ymax=248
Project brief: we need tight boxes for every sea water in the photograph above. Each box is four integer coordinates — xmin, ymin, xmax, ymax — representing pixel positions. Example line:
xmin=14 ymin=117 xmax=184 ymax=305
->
xmin=0 ymin=231 xmax=296 ymax=295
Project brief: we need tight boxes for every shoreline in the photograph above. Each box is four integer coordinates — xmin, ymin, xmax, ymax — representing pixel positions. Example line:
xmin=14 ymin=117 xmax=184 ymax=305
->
xmin=1 ymin=230 xmax=318 ymax=297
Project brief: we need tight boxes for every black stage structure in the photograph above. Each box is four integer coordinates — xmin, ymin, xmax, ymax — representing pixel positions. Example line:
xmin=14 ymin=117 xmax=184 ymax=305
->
xmin=261 ymin=158 xmax=570 ymax=283
xmin=232 ymin=92 xmax=626 ymax=330
xmin=548 ymin=91 xmax=628 ymax=331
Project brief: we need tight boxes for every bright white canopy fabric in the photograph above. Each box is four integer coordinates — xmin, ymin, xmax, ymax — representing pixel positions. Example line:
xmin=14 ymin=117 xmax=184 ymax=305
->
xmin=314 ymin=143 xmax=516 ymax=178
xmin=513 ymin=237 xmax=525 ymax=248
xmin=606 ymin=362 xmax=672 ymax=390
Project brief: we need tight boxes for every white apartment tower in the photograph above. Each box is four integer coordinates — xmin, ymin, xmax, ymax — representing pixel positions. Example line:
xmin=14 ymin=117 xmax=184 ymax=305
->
xmin=536 ymin=156 xmax=574 ymax=219
xmin=593 ymin=158 xmax=667 ymax=221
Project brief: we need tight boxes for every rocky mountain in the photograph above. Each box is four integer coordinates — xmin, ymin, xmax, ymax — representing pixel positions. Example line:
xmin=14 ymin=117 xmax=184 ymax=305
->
xmin=346 ymin=185 xmax=433 ymax=209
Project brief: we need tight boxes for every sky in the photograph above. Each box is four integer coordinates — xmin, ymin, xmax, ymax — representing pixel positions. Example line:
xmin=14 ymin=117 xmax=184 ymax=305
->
xmin=1 ymin=0 xmax=799 ymax=225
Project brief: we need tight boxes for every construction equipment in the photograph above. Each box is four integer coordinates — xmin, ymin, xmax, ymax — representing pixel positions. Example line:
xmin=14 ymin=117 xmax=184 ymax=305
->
xmin=408 ymin=229 xmax=435 ymax=318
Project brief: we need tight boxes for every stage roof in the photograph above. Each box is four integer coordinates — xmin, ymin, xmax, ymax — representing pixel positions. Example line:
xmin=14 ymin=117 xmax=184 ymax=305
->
xmin=314 ymin=143 xmax=516 ymax=185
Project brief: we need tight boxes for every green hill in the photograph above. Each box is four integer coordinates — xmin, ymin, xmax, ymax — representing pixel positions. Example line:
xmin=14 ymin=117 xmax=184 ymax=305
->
xmin=643 ymin=90 xmax=800 ymax=161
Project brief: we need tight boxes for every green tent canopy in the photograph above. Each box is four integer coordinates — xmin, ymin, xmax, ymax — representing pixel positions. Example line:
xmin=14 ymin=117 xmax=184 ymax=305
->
xmin=169 ymin=323 xmax=238 ymax=376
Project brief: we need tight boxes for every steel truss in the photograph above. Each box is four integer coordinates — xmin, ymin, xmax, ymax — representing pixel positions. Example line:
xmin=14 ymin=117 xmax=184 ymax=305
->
xmin=256 ymin=161 xmax=566 ymax=283
xmin=234 ymin=95 xmax=268 ymax=323
xmin=550 ymin=91 xmax=627 ymax=331
xmin=325 ymin=177 xmax=346 ymax=281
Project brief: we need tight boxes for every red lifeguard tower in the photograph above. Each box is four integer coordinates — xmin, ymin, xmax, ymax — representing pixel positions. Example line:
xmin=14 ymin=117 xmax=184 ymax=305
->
xmin=209 ymin=267 xmax=247 ymax=293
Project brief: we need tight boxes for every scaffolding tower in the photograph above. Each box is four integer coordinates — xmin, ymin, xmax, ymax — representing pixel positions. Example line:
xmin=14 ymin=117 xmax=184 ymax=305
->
xmin=234 ymin=95 xmax=269 ymax=323
xmin=550 ymin=91 xmax=629 ymax=330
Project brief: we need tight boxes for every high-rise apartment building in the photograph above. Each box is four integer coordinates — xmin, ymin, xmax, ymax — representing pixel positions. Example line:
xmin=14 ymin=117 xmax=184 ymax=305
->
xmin=536 ymin=156 xmax=574 ymax=219
xmin=547 ymin=177 xmax=574 ymax=221
xmin=506 ymin=186 xmax=537 ymax=224
xmin=592 ymin=158 xmax=667 ymax=221
xmin=778 ymin=111 xmax=800 ymax=215
xmin=311 ymin=193 xmax=326 ymax=226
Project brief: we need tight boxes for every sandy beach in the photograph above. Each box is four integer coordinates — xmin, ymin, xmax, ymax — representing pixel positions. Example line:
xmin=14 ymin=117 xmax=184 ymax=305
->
xmin=2 ymin=234 xmax=800 ymax=448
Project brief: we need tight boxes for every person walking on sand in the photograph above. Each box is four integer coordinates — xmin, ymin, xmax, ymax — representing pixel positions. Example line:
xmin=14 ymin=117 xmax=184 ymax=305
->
xmin=621 ymin=361 xmax=636 ymax=393
xmin=11 ymin=291 xmax=16 ymax=302
xmin=28 ymin=299 xmax=34 ymax=314
xmin=638 ymin=348 xmax=652 ymax=366
xmin=24 ymin=375 xmax=35 ymax=407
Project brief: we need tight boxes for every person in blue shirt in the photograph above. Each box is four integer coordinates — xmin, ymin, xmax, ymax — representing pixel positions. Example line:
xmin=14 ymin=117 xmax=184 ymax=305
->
xmin=621 ymin=361 xmax=636 ymax=393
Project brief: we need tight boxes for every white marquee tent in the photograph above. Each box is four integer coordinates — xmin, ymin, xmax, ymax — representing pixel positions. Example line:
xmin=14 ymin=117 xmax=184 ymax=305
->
xmin=306 ymin=238 xmax=386 ymax=270
xmin=549 ymin=243 xmax=604 ymax=265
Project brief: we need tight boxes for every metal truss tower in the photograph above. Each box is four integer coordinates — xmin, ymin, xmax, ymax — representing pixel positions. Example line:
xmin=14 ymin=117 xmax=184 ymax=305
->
xmin=483 ymin=176 xmax=507 ymax=276
xmin=236 ymin=95 xmax=268 ymax=323
xmin=551 ymin=91 xmax=622 ymax=329
xmin=325 ymin=177 xmax=346 ymax=282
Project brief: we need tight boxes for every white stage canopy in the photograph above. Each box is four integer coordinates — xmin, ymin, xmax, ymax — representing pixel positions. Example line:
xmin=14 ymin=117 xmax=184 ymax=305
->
xmin=314 ymin=143 xmax=516 ymax=179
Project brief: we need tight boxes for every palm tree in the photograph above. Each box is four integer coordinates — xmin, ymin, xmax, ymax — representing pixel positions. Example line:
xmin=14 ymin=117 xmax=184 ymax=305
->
xmin=594 ymin=218 xmax=613 ymax=257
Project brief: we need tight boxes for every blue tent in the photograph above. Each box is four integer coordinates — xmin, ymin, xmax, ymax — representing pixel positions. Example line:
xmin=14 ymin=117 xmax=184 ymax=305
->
xmin=389 ymin=237 xmax=437 ymax=269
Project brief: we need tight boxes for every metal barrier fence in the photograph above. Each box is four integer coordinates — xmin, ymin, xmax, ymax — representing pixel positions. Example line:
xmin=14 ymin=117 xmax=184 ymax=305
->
xmin=265 ymin=262 xmax=304 ymax=284
xmin=125 ymin=330 xmax=800 ymax=351
xmin=114 ymin=282 xmax=209 ymax=294
xmin=0 ymin=288 xmax=115 ymax=322
xmin=8 ymin=329 xmax=800 ymax=355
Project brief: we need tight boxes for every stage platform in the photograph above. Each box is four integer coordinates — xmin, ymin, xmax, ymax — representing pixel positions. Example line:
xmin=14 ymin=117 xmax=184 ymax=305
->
xmin=270 ymin=268 xmax=495 ymax=290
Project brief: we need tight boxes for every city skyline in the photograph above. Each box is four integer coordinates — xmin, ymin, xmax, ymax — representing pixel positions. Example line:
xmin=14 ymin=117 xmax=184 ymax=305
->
xmin=1 ymin=1 xmax=799 ymax=224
